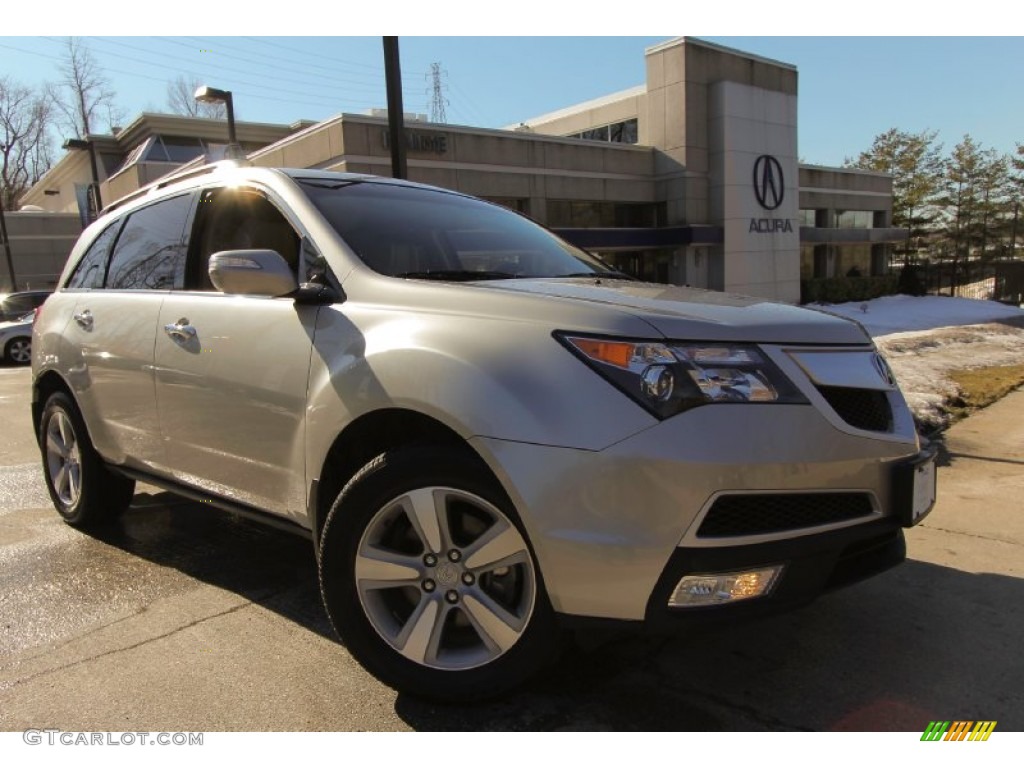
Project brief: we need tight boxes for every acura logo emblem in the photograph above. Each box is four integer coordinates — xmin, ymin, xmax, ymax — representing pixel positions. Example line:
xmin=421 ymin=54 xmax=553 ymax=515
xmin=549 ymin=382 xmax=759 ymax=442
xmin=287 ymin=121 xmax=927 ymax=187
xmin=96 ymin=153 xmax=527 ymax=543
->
xmin=753 ymin=155 xmax=785 ymax=211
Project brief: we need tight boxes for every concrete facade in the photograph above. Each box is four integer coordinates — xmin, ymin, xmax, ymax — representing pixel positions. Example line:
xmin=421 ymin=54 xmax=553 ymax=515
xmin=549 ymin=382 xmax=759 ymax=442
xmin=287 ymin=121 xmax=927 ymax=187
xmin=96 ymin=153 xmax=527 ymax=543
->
xmin=0 ymin=212 xmax=81 ymax=291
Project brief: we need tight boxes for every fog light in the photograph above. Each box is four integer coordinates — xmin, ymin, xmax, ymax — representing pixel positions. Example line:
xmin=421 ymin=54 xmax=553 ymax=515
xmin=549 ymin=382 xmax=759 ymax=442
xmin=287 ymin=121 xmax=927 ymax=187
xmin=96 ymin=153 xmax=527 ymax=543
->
xmin=668 ymin=566 xmax=782 ymax=608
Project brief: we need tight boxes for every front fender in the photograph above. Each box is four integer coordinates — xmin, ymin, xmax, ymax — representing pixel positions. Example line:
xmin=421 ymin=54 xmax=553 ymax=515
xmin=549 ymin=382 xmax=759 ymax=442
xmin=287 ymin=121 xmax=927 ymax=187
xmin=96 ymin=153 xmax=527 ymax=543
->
xmin=303 ymin=303 xmax=657 ymax=480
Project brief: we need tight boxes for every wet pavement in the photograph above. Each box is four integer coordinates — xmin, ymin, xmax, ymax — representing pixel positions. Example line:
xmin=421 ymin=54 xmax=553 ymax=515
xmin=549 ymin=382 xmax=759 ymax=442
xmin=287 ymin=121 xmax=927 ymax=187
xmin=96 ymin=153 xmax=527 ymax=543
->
xmin=1 ymin=362 xmax=1022 ymax=731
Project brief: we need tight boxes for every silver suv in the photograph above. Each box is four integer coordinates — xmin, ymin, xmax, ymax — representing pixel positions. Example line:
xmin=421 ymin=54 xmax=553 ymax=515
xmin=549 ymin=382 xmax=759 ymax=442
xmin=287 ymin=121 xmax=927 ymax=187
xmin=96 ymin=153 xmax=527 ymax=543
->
xmin=32 ymin=163 xmax=936 ymax=700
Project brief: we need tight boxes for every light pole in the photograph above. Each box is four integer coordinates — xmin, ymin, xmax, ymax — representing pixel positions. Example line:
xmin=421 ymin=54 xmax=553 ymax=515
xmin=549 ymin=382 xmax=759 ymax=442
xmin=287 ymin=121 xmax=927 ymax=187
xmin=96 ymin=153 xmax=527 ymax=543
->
xmin=383 ymin=37 xmax=407 ymax=180
xmin=62 ymin=138 xmax=102 ymax=213
xmin=0 ymin=142 xmax=16 ymax=291
xmin=194 ymin=86 xmax=244 ymax=160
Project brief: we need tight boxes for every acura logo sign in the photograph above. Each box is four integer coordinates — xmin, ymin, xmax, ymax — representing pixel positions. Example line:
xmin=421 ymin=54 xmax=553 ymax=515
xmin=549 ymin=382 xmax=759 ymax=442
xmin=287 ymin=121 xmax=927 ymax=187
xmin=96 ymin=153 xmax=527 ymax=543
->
xmin=753 ymin=155 xmax=784 ymax=210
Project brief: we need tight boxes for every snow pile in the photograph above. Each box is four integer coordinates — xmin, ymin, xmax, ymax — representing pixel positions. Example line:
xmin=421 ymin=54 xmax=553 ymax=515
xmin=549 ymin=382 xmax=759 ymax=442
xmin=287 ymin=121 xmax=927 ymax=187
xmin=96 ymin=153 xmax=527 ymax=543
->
xmin=876 ymin=323 xmax=1024 ymax=430
xmin=810 ymin=294 xmax=1023 ymax=336
xmin=806 ymin=295 xmax=1024 ymax=430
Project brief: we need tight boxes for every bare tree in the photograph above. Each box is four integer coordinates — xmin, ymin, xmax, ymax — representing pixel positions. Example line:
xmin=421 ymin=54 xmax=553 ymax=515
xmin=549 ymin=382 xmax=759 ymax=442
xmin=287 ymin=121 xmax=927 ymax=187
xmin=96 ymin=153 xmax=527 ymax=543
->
xmin=48 ymin=37 xmax=123 ymax=138
xmin=0 ymin=77 xmax=53 ymax=208
xmin=166 ymin=75 xmax=226 ymax=120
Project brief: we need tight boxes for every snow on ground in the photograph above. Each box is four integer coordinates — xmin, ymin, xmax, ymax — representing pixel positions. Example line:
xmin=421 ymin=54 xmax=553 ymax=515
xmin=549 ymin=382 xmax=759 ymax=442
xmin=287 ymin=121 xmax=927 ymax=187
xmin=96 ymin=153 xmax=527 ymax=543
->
xmin=811 ymin=294 xmax=1024 ymax=336
xmin=810 ymin=296 xmax=1024 ymax=431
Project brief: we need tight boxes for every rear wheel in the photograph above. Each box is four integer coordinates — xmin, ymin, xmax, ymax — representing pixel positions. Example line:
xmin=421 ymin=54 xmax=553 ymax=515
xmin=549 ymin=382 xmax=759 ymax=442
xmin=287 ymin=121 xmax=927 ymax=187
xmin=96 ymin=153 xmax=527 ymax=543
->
xmin=39 ymin=392 xmax=135 ymax=528
xmin=318 ymin=446 xmax=559 ymax=701
xmin=4 ymin=337 xmax=31 ymax=365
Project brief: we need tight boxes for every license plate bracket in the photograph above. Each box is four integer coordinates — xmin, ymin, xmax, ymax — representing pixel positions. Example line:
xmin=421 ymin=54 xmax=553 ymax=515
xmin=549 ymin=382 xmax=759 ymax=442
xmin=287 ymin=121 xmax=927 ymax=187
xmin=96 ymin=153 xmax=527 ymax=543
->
xmin=893 ymin=446 xmax=938 ymax=527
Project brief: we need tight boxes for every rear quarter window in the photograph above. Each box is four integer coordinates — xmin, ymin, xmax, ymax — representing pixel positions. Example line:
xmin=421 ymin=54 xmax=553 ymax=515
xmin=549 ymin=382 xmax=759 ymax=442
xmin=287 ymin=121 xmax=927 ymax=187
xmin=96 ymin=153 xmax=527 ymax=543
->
xmin=66 ymin=220 xmax=123 ymax=290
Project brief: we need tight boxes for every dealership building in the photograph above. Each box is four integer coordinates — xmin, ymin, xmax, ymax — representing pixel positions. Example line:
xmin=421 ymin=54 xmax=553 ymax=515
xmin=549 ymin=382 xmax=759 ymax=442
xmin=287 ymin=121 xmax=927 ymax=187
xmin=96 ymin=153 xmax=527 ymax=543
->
xmin=19 ymin=37 xmax=906 ymax=303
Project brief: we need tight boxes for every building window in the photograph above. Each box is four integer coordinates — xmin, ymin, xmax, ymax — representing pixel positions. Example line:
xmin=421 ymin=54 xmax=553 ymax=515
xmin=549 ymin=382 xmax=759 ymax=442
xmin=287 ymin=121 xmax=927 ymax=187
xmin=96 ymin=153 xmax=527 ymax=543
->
xmin=482 ymin=197 xmax=529 ymax=214
xmin=568 ymin=118 xmax=639 ymax=145
xmin=799 ymin=209 xmax=817 ymax=227
xmin=837 ymin=244 xmax=872 ymax=277
xmin=546 ymin=199 xmax=664 ymax=228
xmin=834 ymin=210 xmax=874 ymax=229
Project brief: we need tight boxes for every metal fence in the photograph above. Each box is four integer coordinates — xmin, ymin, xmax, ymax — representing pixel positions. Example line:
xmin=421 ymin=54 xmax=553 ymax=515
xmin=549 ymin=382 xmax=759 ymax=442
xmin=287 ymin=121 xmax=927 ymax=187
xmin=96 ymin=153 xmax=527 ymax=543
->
xmin=907 ymin=259 xmax=1023 ymax=305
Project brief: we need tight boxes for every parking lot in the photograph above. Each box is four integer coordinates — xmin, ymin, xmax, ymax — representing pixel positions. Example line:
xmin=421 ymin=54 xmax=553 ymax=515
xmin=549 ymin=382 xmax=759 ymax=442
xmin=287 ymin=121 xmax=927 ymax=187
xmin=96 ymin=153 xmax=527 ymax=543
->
xmin=1 ymin=361 xmax=1022 ymax=732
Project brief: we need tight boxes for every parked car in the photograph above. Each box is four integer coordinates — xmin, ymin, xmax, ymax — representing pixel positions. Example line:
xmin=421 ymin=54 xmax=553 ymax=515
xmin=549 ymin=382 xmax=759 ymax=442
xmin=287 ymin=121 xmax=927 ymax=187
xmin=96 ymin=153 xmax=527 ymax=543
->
xmin=1 ymin=312 xmax=34 ymax=365
xmin=31 ymin=162 xmax=937 ymax=700
xmin=0 ymin=290 xmax=51 ymax=322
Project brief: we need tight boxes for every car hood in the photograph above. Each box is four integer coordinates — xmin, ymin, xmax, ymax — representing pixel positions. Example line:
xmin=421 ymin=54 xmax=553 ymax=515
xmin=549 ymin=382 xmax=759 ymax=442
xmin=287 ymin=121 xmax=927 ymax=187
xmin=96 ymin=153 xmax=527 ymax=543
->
xmin=478 ymin=278 xmax=871 ymax=345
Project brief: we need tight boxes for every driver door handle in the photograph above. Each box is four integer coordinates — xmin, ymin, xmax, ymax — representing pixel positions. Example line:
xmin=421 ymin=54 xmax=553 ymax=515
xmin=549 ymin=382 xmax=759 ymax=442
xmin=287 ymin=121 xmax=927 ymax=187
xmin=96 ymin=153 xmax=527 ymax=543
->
xmin=164 ymin=318 xmax=197 ymax=342
xmin=73 ymin=310 xmax=93 ymax=330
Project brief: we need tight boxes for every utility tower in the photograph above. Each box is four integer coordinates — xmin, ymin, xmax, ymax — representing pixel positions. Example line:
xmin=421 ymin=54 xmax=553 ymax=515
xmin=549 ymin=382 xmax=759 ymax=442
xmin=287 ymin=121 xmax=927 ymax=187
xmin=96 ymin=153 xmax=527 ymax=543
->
xmin=428 ymin=63 xmax=448 ymax=124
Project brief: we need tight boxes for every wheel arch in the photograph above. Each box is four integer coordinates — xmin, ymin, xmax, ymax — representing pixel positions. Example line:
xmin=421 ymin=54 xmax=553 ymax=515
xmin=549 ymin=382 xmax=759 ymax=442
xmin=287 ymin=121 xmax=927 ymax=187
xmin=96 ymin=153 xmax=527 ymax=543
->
xmin=32 ymin=370 xmax=75 ymax=446
xmin=311 ymin=408 xmax=493 ymax=547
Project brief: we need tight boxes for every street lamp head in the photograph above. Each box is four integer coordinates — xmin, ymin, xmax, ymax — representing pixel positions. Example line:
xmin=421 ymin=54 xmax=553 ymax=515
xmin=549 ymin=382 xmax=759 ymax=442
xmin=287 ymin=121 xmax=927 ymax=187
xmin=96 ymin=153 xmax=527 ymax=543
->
xmin=193 ymin=85 xmax=242 ymax=160
xmin=194 ymin=85 xmax=232 ymax=105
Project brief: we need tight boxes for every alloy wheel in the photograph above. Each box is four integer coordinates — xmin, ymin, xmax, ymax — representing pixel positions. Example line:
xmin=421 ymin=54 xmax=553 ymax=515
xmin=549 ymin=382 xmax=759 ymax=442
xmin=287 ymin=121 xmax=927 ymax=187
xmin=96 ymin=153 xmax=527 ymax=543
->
xmin=45 ymin=410 xmax=82 ymax=507
xmin=355 ymin=486 xmax=536 ymax=671
xmin=8 ymin=339 xmax=30 ymax=364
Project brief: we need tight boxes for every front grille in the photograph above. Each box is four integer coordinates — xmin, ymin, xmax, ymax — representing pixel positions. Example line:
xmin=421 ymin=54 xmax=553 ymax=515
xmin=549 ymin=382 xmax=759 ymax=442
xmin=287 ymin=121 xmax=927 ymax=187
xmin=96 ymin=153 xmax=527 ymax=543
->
xmin=697 ymin=493 xmax=875 ymax=538
xmin=817 ymin=386 xmax=893 ymax=432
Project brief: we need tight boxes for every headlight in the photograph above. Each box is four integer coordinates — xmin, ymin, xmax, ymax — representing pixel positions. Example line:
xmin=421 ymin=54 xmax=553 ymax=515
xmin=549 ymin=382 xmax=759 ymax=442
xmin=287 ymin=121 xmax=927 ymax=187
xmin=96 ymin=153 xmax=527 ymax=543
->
xmin=557 ymin=334 xmax=807 ymax=419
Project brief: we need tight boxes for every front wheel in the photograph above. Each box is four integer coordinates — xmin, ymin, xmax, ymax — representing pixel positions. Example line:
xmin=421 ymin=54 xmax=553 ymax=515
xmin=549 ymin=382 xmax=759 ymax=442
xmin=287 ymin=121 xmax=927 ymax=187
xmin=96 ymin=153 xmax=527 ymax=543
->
xmin=318 ymin=446 xmax=559 ymax=701
xmin=39 ymin=392 xmax=135 ymax=528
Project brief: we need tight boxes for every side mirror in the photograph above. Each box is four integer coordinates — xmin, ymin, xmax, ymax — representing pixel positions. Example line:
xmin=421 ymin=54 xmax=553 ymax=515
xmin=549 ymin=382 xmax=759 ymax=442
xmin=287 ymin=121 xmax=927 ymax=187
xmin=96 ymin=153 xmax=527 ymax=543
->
xmin=208 ymin=249 xmax=299 ymax=297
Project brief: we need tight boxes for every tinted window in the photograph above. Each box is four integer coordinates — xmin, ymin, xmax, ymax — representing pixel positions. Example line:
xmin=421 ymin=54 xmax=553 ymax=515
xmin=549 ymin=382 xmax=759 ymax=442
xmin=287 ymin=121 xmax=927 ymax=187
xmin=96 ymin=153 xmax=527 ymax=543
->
xmin=189 ymin=187 xmax=300 ymax=291
xmin=0 ymin=293 xmax=50 ymax=320
xmin=106 ymin=195 xmax=191 ymax=290
xmin=66 ymin=221 xmax=122 ymax=289
xmin=299 ymin=181 xmax=612 ymax=279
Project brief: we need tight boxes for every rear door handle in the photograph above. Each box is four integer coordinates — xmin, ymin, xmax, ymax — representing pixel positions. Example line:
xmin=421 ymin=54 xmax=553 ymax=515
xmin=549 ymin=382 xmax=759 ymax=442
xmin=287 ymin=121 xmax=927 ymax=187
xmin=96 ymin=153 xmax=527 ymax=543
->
xmin=163 ymin=318 xmax=197 ymax=342
xmin=73 ymin=310 xmax=93 ymax=330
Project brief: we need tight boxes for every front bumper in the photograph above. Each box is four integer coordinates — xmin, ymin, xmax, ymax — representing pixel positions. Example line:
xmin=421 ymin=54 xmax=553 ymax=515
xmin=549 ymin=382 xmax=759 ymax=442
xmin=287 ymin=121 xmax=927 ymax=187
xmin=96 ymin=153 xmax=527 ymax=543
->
xmin=643 ymin=518 xmax=905 ymax=631
xmin=471 ymin=402 xmax=923 ymax=622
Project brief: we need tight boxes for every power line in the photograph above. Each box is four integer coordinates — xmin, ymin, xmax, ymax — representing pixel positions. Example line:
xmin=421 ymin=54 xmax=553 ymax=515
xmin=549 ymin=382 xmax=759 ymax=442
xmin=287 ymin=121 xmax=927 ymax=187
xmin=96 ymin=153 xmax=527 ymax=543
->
xmin=163 ymin=36 xmax=392 ymax=90
xmin=37 ymin=37 xmax=357 ymax=107
xmin=243 ymin=36 xmax=427 ymax=78
xmin=39 ymin=36 xmax=428 ymax=119
xmin=0 ymin=41 xmax=378 ymax=114
xmin=80 ymin=37 xmax=409 ymax=101
xmin=447 ymin=78 xmax=490 ymax=127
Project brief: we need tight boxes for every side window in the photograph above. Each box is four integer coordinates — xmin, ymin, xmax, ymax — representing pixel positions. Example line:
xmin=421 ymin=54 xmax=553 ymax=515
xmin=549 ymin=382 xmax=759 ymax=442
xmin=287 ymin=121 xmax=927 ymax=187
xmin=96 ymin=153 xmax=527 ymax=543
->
xmin=105 ymin=194 xmax=192 ymax=290
xmin=189 ymin=187 xmax=300 ymax=291
xmin=66 ymin=220 xmax=123 ymax=289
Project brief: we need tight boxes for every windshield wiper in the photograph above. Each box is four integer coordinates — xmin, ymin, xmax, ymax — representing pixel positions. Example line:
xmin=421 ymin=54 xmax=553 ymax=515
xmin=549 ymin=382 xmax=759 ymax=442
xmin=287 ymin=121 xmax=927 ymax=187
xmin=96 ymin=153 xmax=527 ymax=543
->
xmin=394 ymin=270 xmax=522 ymax=281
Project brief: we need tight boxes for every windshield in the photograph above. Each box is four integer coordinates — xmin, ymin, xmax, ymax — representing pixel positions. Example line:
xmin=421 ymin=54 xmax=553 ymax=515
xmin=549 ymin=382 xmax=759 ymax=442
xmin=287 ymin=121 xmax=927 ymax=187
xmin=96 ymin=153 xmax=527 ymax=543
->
xmin=298 ymin=180 xmax=617 ymax=280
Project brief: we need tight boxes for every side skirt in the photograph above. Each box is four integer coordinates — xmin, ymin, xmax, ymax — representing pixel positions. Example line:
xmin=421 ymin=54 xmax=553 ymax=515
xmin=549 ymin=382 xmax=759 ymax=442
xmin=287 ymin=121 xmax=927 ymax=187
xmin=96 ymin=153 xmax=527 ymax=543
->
xmin=112 ymin=466 xmax=314 ymax=541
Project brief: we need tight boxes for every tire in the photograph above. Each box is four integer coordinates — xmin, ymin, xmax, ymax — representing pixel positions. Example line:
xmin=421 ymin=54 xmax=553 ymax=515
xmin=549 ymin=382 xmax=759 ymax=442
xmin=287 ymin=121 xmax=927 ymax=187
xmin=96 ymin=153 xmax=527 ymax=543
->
xmin=318 ymin=445 xmax=560 ymax=701
xmin=39 ymin=392 xmax=136 ymax=529
xmin=5 ymin=337 xmax=31 ymax=365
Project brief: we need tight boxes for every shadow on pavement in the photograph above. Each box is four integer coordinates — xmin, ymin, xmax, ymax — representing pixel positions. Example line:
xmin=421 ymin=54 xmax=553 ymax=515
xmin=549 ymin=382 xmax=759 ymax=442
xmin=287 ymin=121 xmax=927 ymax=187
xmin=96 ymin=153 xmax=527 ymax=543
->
xmin=93 ymin=492 xmax=333 ymax=640
xmin=92 ymin=495 xmax=1024 ymax=731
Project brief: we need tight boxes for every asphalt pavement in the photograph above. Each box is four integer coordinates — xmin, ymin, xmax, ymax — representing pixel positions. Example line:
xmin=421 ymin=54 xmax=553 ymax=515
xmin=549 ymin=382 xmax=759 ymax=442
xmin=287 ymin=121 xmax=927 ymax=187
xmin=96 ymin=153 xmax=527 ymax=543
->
xmin=1 ymin=362 xmax=1021 ymax=731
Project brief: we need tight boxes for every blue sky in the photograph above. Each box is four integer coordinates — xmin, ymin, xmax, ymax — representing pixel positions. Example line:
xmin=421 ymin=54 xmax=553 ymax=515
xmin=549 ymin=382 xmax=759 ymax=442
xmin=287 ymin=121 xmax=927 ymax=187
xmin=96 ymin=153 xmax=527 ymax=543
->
xmin=1 ymin=35 xmax=1021 ymax=167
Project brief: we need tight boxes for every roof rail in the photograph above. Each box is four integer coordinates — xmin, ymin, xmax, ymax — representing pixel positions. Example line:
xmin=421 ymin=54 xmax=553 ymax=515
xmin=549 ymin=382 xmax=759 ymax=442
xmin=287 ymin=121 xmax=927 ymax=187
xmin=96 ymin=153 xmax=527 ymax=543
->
xmin=101 ymin=160 xmax=243 ymax=216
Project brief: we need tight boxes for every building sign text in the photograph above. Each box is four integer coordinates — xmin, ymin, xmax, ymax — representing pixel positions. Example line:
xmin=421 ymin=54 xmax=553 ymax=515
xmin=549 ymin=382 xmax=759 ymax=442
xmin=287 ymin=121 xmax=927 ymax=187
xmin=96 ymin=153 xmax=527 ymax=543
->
xmin=381 ymin=130 xmax=448 ymax=155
